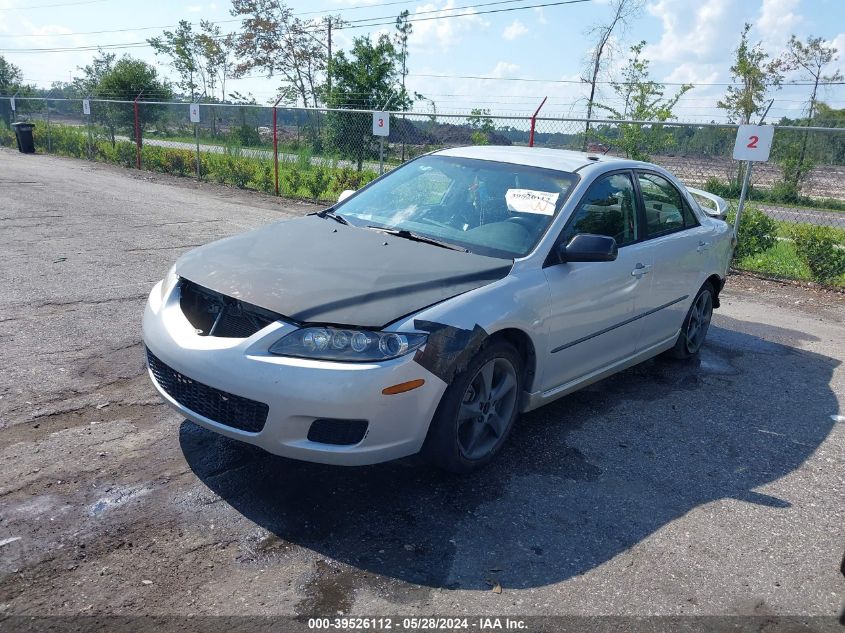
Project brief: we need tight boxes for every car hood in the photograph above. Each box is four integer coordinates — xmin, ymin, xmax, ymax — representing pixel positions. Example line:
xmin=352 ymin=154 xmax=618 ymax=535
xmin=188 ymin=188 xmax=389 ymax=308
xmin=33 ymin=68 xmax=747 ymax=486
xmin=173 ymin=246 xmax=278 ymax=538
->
xmin=174 ymin=215 xmax=512 ymax=328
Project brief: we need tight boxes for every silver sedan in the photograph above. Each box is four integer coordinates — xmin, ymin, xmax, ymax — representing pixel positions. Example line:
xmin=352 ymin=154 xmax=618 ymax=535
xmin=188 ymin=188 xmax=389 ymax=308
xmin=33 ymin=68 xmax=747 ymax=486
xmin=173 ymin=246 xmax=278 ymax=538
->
xmin=143 ymin=146 xmax=733 ymax=473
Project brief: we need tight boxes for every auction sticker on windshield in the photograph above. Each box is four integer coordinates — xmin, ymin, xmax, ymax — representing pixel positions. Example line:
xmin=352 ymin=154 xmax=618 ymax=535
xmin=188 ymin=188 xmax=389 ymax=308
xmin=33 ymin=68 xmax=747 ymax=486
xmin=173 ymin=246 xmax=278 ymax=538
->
xmin=505 ymin=189 xmax=559 ymax=215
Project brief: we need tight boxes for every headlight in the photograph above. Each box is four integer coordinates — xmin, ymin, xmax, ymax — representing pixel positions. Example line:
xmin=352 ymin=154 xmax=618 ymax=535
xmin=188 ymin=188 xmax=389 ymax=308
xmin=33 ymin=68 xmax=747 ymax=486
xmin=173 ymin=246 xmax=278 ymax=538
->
xmin=160 ymin=265 xmax=179 ymax=302
xmin=269 ymin=326 xmax=427 ymax=362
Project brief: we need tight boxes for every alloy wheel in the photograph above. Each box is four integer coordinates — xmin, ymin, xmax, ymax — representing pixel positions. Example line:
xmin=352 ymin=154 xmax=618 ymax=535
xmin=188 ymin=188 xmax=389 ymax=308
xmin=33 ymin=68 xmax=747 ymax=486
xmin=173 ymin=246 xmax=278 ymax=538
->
xmin=457 ymin=357 xmax=519 ymax=460
xmin=685 ymin=290 xmax=713 ymax=354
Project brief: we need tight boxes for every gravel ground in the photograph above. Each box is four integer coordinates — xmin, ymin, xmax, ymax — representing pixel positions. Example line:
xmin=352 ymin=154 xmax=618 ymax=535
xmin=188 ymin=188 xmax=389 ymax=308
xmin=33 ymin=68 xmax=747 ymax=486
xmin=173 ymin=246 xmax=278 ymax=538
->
xmin=0 ymin=149 xmax=842 ymax=629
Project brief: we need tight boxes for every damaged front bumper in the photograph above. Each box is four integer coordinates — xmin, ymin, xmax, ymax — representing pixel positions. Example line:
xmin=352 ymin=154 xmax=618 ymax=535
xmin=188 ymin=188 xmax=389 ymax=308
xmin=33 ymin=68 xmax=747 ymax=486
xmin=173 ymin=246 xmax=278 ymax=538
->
xmin=142 ymin=280 xmax=447 ymax=466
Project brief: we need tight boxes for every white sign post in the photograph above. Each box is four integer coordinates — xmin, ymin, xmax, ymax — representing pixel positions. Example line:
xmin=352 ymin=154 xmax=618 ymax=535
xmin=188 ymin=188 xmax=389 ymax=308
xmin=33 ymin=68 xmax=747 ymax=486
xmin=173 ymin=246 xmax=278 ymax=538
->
xmin=82 ymin=99 xmax=91 ymax=116
xmin=9 ymin=97 xmax=15 ymax=113
xmin=190 ymin=103 xmax=201 ymax=179
xmin=373 ymin=112 xmax=389 ymax=175
xmin=731 ymin=124 xmax=774 ymax=240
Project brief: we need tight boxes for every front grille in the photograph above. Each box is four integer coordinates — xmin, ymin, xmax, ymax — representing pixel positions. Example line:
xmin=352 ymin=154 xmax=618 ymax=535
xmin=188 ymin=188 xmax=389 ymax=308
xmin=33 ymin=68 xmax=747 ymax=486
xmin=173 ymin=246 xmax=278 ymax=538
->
xmin=146 ymin=347 xmax=268 ymax=433
xmin=179 ymin=279 xmax=282 ymax=338
xmin=307 ymin=418 xmax=369 ymax=445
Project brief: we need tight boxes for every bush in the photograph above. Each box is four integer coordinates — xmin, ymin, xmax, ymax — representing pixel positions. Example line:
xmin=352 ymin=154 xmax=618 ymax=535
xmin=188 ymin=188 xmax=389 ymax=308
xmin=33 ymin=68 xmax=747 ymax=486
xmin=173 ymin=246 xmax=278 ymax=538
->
xmin=306 ymin=165 xmax=331 ymax=201
xmin=790 ymin=224 xmax=845 ymax=284
xmin=281 ymin=165 xmax=303 ymax=197
xmin=235 ymin=124 xmax=261 ymax=147
xmin=703 ymin=176 xmax=743 ymax=199
xmin=727 ymin=205 xmax=778 ymax=260
xmin=254 ymin=161 xmax=275 ymax=194
xmin=226 ymin=156 xmax=256 ymax=189
xmin=0 ymin=123 xmax=14 ymax=148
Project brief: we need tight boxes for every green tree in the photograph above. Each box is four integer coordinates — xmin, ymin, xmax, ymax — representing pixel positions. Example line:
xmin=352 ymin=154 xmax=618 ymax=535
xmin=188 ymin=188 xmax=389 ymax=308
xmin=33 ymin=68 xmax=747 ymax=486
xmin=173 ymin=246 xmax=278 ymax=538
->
xmin=231 ymin=0 xmax=338 ymax=108
xmin=0 ymin=55 xmax=24 ymax=125
xmin=468 ymin=108 xmax=495 ymax=145
xmin=774 ymin=35 xmax=843 ymax=194
xmin=595 ymin=41 xmax=692 ymax=160
xmin=148 ymin=20 xmax=202 ymax=99
xmin=718 ymin=24 xmax=782 ymax=124
xmin=95 ymin=57 xmax=173 ymax=145
xmin=325 ymin=34 xmax=410 ymax=170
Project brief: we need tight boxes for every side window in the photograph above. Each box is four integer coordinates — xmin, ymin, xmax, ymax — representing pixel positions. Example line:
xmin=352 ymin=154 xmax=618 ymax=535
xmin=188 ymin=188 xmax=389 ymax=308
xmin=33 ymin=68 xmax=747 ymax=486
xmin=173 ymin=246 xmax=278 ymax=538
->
xmin=638 ymin=172 xmax=700 ymax=237
xmin=561 ymin=172 xmax=639 ymax=247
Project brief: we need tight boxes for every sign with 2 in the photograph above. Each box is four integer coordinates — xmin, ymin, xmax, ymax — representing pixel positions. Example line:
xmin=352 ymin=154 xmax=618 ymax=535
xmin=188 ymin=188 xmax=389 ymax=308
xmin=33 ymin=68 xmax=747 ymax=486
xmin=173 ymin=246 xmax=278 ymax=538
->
xmin=732 ymin=124 xmax=774 ymax=162
xmin=82 ymin=99 xmax=91 ymax=116
xmin=372 ymin=112 xmax=389 ymax=137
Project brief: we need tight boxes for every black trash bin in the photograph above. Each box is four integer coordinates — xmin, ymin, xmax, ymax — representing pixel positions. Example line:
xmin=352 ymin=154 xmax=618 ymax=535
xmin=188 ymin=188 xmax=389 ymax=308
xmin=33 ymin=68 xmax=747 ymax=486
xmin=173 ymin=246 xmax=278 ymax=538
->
xmin=11 ymin=122 xmax=35 ymax=154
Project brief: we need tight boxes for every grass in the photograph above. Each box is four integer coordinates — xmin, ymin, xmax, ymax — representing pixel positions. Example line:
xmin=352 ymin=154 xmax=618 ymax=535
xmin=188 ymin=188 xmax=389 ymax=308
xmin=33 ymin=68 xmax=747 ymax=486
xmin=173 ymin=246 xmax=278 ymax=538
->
xmin=736 ymin=240 xmax=845 ymax=287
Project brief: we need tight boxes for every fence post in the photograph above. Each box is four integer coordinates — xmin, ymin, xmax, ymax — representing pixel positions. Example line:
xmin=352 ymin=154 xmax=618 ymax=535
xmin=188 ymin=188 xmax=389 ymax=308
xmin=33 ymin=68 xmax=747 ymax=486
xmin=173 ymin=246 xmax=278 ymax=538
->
xmin=85 ymin=96 xmax=93 ymax=160
xmin=528 ymin=97 xmax=547 ymax=148
xmin=45 ymin=98 xmax=52 ymax=153
xmin=134 ymin=91 xmax=142 ymax=169
xmin=272 ymin=96 xmax=283 ymax=196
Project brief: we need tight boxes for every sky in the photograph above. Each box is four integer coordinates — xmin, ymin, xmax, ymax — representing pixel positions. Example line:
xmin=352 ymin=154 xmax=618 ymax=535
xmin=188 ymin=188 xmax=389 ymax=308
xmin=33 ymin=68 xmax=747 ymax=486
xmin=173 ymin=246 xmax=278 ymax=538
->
xmin=0 ymin=0 xmax=843 ymax=122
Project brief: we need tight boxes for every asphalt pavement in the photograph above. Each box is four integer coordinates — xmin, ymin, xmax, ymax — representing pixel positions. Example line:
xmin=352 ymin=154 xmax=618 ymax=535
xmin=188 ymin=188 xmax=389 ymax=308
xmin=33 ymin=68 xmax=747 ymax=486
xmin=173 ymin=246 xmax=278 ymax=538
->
xmin=0 ymin=149 xmax=842 ymax=629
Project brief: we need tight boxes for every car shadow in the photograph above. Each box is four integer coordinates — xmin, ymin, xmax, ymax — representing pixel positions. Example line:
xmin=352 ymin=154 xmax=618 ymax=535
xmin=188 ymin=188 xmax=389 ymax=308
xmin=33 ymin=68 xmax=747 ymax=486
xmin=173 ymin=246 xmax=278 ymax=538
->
xmin=179 ymin=313 xmax=839 ymax=593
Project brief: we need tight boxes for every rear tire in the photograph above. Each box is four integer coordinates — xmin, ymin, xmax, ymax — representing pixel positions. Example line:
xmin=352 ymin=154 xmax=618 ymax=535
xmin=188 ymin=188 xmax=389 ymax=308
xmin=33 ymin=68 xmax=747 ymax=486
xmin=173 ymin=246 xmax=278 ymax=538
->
xmin=423 ymin=339 xmax=523 ymax=474
xmin=667 ymin=282 xmax=715 ymax=359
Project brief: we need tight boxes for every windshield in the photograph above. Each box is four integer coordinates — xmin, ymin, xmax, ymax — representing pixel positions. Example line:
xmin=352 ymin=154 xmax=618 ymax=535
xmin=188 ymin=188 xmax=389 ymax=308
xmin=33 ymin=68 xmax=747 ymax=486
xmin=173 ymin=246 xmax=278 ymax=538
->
xmin=334 ymin=155 xmax=579 ymax=259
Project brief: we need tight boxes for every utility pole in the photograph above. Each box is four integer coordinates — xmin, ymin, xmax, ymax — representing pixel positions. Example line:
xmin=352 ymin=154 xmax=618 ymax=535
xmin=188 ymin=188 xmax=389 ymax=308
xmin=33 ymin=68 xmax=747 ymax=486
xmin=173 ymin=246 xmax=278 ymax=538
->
xmin=326 ymin=17 xmax=332 ymax=102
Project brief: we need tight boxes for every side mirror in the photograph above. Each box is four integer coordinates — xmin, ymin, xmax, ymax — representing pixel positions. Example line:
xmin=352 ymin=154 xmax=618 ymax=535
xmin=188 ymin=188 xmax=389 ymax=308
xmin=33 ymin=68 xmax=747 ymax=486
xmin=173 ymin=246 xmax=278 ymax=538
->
xmin=559 ymin=233 xmax=618 ymax=263
xmin=338 ymin=189 xmax=355 ymax=203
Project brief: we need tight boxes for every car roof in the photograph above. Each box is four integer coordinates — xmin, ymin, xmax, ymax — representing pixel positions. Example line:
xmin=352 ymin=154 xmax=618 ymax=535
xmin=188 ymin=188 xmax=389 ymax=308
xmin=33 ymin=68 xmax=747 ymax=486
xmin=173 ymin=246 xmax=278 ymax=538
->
xmin=433 ymin=145 xmax=655 ymax=173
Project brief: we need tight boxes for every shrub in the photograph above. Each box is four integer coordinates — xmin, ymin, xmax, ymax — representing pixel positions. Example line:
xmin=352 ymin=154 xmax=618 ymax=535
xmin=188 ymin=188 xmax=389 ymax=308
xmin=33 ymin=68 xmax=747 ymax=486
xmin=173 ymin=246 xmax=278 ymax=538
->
xmin=790 ymin=224 xmax=845 ymax=284
xmin=703 ymin=176 xmax=744 ymax=199
xmin=226 ymin=156 xmax=256 ymax=189
xmin=281 ymin=165 xmax=303 ymax=197
xmin=235 ymin=124 xmax=261 ymax=147
xmin=254 ymin=161 xmax=275 ymax=194
xmin=306 ymin=165 xmax=331 ymax=201
xmin=727 ymin=205 xmax=778 ymax=260
xmin=769 ymin=180 xmax=800 ymax=203
xmin=0 ymin=123 xmax=14 ymax=148
xmin=163 ymin=149 xmax=193 ymax=177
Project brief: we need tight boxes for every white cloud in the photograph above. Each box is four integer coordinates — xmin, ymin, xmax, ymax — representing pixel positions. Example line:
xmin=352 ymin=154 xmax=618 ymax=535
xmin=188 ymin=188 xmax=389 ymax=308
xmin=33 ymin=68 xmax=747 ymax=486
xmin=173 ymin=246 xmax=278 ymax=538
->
xmin=491 ymin=62 xmax=520 ymax=77
xmin=832 ymin=33 xmax=845 ymax=61
xmin=534 ymin=8 xmax=548 ymax=25
xmin=185 ymin=4 xmax=202 ymax=12
xmin=409 ymin=0 xmax=489 ymax=51
xmin=502 ymin=20 xmax=528 ymax=41
xmin=757 ymin=0 xmax=801 ymax=45
xmin=644 ymin=0 xmax=735 ymax=64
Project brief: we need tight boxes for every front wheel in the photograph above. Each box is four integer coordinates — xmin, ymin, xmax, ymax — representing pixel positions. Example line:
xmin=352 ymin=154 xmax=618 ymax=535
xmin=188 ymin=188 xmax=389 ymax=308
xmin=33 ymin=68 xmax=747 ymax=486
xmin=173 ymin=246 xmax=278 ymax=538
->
xmin=423 ymin=339 xmax=523 ymax=474
xmin=668 ymin=282 xmax=715 ymax=359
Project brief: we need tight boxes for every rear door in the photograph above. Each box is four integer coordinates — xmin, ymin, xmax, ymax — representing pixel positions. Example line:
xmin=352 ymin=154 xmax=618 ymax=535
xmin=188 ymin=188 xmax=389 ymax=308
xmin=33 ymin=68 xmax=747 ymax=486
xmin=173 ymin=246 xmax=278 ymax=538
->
xmin=634 ymin=171 xmax=715 ymax=350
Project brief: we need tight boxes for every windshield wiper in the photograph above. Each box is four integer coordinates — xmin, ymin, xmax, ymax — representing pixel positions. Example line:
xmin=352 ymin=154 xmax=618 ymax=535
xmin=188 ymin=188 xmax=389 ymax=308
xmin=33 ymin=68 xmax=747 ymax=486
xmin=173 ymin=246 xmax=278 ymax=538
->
xmin=366 ymin=226 xmax=468 ymax=252
xmin=313 ymin=208 xmax=349 ymax=225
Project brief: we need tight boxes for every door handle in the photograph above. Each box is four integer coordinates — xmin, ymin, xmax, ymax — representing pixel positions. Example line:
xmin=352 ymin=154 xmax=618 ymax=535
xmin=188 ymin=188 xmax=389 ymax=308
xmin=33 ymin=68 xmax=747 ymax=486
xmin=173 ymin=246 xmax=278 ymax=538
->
xmin=631 ymin=263 xmax=652 ymax=277
xmin=697 ymin=240 xmax=710 ymax=253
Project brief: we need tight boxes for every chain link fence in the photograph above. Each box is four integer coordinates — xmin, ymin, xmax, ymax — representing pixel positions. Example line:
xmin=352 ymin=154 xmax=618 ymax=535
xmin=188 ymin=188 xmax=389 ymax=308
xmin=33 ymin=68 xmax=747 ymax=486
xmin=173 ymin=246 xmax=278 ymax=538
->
xmin=2 ymin=96 xmax=844 ymax=286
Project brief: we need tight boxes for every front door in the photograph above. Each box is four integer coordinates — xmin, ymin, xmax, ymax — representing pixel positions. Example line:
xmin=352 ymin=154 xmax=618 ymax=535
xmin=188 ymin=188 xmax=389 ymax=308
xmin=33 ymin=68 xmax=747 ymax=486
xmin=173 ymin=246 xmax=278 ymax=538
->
xmin=542 ymin=171 xmax=653 ymax=391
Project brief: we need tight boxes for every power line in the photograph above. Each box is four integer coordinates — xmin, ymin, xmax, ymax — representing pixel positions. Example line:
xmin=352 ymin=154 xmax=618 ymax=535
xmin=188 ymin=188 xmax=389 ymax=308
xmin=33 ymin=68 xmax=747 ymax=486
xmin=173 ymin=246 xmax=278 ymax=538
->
xmin=0 ymin=0 xmax=591 ymax=51
xmin=0 ymin=0 xmax=108 ymax=10
xmin=409 ymin=72 xmax=845 ymax=87
xmin=0 ymin=0 xmax=529 ymax=38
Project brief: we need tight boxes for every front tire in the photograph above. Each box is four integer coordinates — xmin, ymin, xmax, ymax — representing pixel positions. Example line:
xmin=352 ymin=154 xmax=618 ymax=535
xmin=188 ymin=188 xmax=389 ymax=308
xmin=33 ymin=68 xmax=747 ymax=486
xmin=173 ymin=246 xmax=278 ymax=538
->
xmin=423 ymin=339 xmax=523 ymax=474
xmin=668 ymin=282 xmax=715 ymax=359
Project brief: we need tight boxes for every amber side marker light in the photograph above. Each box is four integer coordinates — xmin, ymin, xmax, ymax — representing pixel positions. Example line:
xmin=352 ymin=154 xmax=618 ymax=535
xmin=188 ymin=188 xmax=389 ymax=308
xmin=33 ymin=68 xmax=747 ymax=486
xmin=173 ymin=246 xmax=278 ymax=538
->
xmin=382 ymin=379 xmax=425 ymax=395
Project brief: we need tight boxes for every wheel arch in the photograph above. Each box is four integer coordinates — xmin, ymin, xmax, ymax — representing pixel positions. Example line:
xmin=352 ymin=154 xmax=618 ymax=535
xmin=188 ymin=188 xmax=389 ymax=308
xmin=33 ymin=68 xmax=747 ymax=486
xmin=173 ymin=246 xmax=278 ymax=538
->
xmin=705 ymin=273 xmax=724 ymax=308
xmin=488 ymin=327 xmax=538 ymax=393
